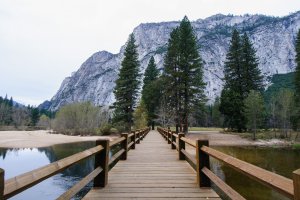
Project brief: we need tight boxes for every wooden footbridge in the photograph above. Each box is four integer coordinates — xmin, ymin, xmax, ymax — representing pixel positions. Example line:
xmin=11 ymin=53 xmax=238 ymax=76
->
xmin=1 ymin=127 xmax=300 ymax=200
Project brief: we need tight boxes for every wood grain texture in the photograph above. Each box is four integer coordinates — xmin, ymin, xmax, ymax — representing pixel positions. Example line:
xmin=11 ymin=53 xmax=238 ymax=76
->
xmin=201 ymin=145 xmax=294 ymax=199
xmin=202 ymin=167 xmax=246 ymax=200
xmin=294 ymin=169 xmax=300 ymax=200
xmin=57 ymin=167 xmax=102 ymax=200
xmin=83 ymin=130 xmax=219 ymax=200
xmin=4 ymin=145 xmax=103 ymax=199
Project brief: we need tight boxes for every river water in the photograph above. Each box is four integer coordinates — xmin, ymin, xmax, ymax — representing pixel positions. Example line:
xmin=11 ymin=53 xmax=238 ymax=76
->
xmin=0 ymin=144 xmax=299 ymax=199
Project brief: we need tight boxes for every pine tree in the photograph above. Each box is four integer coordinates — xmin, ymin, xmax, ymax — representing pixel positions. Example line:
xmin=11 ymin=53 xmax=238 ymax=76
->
xmin=178 ymin=16 xmax=206 ymax=133
xmin=141 ymin=56 xmax=160 ymax=128
xmin=244 ymin=90 xmax=265 ymax=140
xmin=113 ymin=34 xmax=140 ymax=132
xmin=241 ymin=33 xmax=264 ymax=93
xmin=220 ymin=30 xmax=264 ymax=132
xmin=163 ymin=16 xmax=205 ymax=133
xmin=163 ymin=27 xmax=181 ymax=132
xmin=220 ymin=29 xmax=245 ymax=131
xmin=295 ymin=29 xmax=300 ymax=122
xmin=142 ymin=56 xmax=159 ymax=90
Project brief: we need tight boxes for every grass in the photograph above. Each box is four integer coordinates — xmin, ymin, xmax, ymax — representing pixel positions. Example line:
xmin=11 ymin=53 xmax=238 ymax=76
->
xmin=292 ymin=143 xmax=300 ymax=150
xmin=169 ymin=127 xmax=223 ymax=132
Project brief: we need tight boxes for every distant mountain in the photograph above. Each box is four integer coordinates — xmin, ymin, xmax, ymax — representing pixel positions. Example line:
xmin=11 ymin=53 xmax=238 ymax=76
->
xmin=41 ymin=12 xmax=300 ymax=111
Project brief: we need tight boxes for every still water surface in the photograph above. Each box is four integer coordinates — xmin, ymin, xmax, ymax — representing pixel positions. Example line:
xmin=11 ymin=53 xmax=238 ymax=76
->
xmin=212 ymin=146 xmax=300 ymax=200
xmin=0 ymin=144 xmax=299 ymax=200
xmin=0 ymin=142 xmax=95 ymax=200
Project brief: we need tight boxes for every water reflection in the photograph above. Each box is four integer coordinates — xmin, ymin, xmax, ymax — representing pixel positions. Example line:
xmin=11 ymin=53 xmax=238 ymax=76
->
xmin=212 ymin=146 xmax=300 ymax=200
xmin=0 ymin=142 xmax=95 ymax=200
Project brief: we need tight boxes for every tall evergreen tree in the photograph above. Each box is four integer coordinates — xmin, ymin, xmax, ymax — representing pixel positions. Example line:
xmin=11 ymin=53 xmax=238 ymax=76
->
xmin=178 ymin=16 xmax=205 ymax=133
xmin=113 ymin=34 xmax=140 ymax=132
xmin=163 ymin=27 xmax=181 ymax=132
xmin=220 ymin=30 xmax=264 ymax=132
xmin=142 ymin=56 xmax=159 ymax=90
xmin=220 ymin=29 xmax=245 ymax=131
xmin=163 ymin=16 xmax=205 ymax=133
xmin=295 ymin=29 xmax=300 ymax=122
xmin=241 ymin=33 xmax=264 ymax=93
xmin=141 ymin=56 xmax=160 ymax=128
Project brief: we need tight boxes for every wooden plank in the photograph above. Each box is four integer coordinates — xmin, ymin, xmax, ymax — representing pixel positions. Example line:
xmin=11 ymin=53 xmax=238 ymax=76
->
xmin=4 ymin=145 xmax=103 ymax=199
xmin=108 ymin=149 xmax=125 ymax=166
xmin=294 ymin=168 xmax=300 ymax=200
xmin=109 ymin=137 xmax=125 ymax=147
xmin=84 ymin=130 xmax=219 ymax=199
xmin=57 ymin=167 xmax=102 ymax=200
xmin=181 ymin=149 xmax=196 ymax=170
xmin=202 ymin=167 xmax=246 ymax=200
xmin=84 ymin=192 xmax=219 ymax=198
xmin=201 ymin=145 xmax=294 ymax=199
xmin=180 ymin=137 xmax=196 ymax=147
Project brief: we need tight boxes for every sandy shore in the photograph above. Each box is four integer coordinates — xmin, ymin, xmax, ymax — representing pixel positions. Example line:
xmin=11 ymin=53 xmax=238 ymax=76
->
xmin=187 ymin=131 xmax=291 ymax=146
xmin=0 ymin=130 xmax=118 ymax=148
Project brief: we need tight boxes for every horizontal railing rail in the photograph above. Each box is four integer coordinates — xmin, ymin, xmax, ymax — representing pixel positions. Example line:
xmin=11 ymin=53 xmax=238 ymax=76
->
xmin=0 ymin=127 xmax=150 ymax=200
xmin=157 ymin=127 xmax=300 ymax=200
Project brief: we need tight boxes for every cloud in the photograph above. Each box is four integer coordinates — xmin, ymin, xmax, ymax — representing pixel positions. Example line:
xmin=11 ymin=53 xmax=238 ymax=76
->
xmin=0 ymin=0 xmax=300 ymax=106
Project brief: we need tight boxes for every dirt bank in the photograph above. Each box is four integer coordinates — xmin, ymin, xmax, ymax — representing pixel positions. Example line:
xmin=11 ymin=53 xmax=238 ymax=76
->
xmin=0 ymin=130 xmax=117 ymax=148
xmin=187 ymin=131 xmax=291 ymax=146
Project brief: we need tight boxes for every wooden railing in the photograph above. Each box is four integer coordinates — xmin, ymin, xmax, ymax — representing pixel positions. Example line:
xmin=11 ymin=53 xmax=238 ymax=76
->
xmin=0 ymin=127 xmax=150 ymax=200
xmin=157 ymin=127 xmax=300 ymax=200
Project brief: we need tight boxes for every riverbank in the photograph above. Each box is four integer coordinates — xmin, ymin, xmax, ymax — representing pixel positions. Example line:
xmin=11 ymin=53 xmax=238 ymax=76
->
xmin=187 ymin=131 xmax=292 ymax=147
xmin=0 ymin=130 xmax=118 ymax=148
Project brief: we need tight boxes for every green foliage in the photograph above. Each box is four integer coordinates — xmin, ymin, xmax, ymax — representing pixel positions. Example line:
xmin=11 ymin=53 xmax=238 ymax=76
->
xmin=37 ymin=114 xmax=51 ymax=129
xmin=163 ymin=16 xmax=206 ymax=133
xmin=220 ymin=30 xmax=263 ymax=132
xmin=264 ymin=72 xmax=295 ymax=103
xmin=113 ymin=34 xmax=141 ymax=132
xmin=97 ymin=123 xmax=112 ymax=135
xmin=133 ymin=100 xmax=148 ymax=129
xmin=53 ymin=102 xmax=104 ymax=135
xmin=244 ymin=90 xmax=265 ymax=140
xmin=142 ymin=56 xmax=160 ymax=125
xmin=294 ymin=29 xmax=300 ymax=122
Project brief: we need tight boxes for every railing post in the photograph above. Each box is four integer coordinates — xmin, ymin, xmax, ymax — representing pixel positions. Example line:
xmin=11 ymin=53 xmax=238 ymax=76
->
xmin=94 ymin=139 xmax=109 ymax=187
xmin=0 ymin=168 xmax=4 ymax=200
xmin=132 ymin=131 xmax=136 ymax=149
xmin=178 ymin=133 xmax=185 ymax=160
xmin=136 ymin=130 xmax=140 ymax=144
xmin=294 ymin=169 xmax=300 ymax=200
xmin=196 ymin=140 xmax=211 ymax=187
xmin=171 ymin=131 xmax=176 ymax=149
xmin=121 ymin=133 xmax=128 ymax=160
xmin=167 ymin=130 xmax=171 ymax=144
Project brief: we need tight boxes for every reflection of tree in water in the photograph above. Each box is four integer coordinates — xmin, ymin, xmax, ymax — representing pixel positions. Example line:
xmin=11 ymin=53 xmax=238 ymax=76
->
xmin=1 ymin=141 xmax=123 ymax=199
xmin=0 ymin=147 xmax=35 ymax=160
xmin=38 ymin=142 xmax=96 ymax=178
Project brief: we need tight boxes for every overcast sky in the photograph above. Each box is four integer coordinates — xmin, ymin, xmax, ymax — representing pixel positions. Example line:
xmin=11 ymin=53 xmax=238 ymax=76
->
xmin=1 ymin=0 xmax=300 ymax=106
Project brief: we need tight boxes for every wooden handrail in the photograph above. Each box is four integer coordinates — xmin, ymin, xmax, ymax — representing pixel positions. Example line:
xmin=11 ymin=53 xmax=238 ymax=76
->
xmin=201 ymin=145 xmax=294 ymax=199
xmin=4 ymin=145 xmax=103 ymax=199
xmin=180 ymin=137 xmax=196 ymax=147
xmin=158 ymin=126 xmax=300 ymax=200
xmin=202 ymin=167 xmax=246 ymax=200
xmin=109 ymin=137 xmax=126 ymax=147
xmin=56 ymin=166 xmax=102 ymax=200
xmin=0 ymin=127 xmax=151 ymax=200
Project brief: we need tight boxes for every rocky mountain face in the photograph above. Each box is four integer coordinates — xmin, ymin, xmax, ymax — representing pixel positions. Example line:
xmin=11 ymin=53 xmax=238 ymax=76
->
xmin=42 ymin=12 xmax=300 ymax=111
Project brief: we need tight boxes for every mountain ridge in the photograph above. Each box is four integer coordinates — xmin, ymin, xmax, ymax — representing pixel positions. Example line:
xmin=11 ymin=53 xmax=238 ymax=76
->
xmin=40 ymin=11 xmax=300 ymax=111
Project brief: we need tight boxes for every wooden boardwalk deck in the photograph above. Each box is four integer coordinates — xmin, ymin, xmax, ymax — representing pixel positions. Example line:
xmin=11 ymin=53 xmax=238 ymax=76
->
xmin=83 ymin=130 xmax=220 ymax=200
